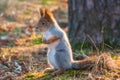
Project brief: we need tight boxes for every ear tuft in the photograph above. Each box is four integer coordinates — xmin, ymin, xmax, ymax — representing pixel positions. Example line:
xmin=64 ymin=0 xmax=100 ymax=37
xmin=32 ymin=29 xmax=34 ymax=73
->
xmin=44 ymin=8 xmax=53 ymax=18
xmin=39 ymin=8 xmax=45 ymax=17
xmin=39 ymin=7 xmax=54 ymax=23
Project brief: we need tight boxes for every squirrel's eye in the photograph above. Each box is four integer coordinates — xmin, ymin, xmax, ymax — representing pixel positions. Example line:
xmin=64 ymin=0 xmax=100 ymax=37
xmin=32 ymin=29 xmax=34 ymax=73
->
xmin=42 ymin=22 xmax=45 ymax=25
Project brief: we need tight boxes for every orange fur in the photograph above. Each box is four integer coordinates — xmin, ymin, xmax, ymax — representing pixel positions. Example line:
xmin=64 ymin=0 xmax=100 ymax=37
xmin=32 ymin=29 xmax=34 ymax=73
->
xmin=40 ymin=8 xmax=54 ymax=23
xmin=43 ymin=36 xmax=60 ymax=44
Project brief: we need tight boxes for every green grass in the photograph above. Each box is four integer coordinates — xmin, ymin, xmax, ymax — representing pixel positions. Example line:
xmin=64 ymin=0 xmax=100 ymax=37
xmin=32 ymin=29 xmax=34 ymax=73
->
xmin=37 ymin=0 xmax=58 ymax=5
xmin=71 ymin=37 xmax=120 ymax=55
xmin=13 ymin=28 xmax=21 ymax=36
xmin=74 ymin=49 xmax=91 ymax=56
xmin=0 ymin=32 xmax=8 ymax=36
xmin=24 ymin=70 xmax=86 ymax=80
xmin=3 ymin=14 xmax=16 ymax=22
xmin=31 ymin=37 xmax=43 ymax=45
xmin=103 ymin=37 xmax=120 ymax=49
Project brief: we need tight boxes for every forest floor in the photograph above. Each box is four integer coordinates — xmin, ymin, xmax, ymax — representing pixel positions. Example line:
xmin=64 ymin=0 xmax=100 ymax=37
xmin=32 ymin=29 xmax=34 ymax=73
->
xmin=0 ymin=0 xmax=120 ymax=80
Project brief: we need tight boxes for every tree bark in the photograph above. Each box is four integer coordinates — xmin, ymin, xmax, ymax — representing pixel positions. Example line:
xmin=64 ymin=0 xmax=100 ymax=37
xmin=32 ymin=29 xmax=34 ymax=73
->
xmin=68 ymin=0 xmax=120 ymax=46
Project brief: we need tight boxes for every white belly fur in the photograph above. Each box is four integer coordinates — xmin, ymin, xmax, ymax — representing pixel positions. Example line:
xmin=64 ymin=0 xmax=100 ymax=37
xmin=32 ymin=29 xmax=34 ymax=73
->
xmin=44 ymin=30 xmax=60 ymax=68
xmin=47 ymin=40 xmax=60 ymax=69
xmin=44 ymin=30 xmax=53 ymax=40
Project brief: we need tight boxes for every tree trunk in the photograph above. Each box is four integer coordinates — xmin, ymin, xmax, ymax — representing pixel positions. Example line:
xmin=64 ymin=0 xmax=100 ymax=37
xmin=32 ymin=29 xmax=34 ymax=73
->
xmin=68 ymin=0 xmax=120 ymax=47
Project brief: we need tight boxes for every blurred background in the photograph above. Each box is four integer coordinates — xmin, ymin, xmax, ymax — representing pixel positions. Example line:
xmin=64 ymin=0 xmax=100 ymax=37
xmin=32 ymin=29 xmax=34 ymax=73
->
xmin=0 ymin=0 xmax=68 ymax=46
xmin=0 ymin=0 xmax=69 ymax=79
xmin=68 ymin=0 xmax=120 ymax=50
xmin=0 ymin=0 xmax=120 ymax=50
xmin=0 ymin=0 xmax=120 ymax=80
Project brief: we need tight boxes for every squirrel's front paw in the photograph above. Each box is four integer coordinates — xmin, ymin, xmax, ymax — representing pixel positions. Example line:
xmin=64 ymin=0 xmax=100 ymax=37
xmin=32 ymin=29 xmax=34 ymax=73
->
xmin=43 ymin=40 xmax=47 ymax=44
xmin=43 ymin=40 xmax=49 ymax=44
xmin=43 ymin=39 xmax=51 ymax=44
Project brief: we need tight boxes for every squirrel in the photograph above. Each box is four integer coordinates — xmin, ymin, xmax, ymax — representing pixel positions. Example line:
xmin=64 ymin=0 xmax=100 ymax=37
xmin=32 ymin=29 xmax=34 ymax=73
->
xmin=35 ymin=8 xmax=96 ymax=76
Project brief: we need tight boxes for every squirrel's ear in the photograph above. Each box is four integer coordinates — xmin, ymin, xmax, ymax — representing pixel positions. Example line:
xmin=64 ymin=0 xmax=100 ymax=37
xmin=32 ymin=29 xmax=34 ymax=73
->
xmin=39 ymin=8 xmax=45 ymax=17
xmin=44 ymin=9 xmax=54 ymax=23
xmin=39 ymin=8 xmax=54 ymax=22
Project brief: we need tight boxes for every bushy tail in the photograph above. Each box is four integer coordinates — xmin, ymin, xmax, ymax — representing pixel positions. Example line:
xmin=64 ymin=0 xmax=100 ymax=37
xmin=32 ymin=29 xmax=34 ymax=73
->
xmin=72 ymin=53 xmax=118 ymax=71
xmin=72 ymin=56 xmax=97 ymax=70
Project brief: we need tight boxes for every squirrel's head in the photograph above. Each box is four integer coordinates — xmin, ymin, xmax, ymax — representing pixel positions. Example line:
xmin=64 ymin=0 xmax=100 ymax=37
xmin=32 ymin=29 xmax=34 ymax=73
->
xmin=36 ymin=8 xmax=54 ymax=33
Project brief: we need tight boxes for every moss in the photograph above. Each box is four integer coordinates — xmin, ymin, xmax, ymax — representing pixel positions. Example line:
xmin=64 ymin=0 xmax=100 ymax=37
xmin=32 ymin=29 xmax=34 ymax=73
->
xmin=34 ymin=70 xmax=87 ymax=80
xmin=25 ymin=72 xmax=46 ymax=80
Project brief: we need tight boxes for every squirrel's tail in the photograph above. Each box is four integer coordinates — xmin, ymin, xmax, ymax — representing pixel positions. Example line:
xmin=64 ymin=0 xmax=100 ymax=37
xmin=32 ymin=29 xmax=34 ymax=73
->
xmin=72 ymin=53 xmax=118 ymax=71
xmin=72 ymin=57 xmax=97 ymax=70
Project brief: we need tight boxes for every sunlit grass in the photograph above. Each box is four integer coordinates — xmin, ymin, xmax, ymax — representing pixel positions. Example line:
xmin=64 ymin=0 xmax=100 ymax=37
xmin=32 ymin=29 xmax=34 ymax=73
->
xmin=24 ymin=70 xmax=87 ymax=80
xmin=31 ymin=36 xmax=43 ymax=45
xmin=25 ymin=71 xmax=45 ymax=80
xmin=38 ymin=0 xmax=59 ymax=5
xmin=0 ymin=0 xmax=119 ymax=80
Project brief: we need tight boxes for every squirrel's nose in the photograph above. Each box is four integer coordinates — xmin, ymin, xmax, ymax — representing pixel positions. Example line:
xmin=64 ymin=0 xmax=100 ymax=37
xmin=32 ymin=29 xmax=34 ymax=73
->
xmin=36 ymin=27 xmax=39 ymax=29
xmin=44 ymin=47 xmax=48 ymax=51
